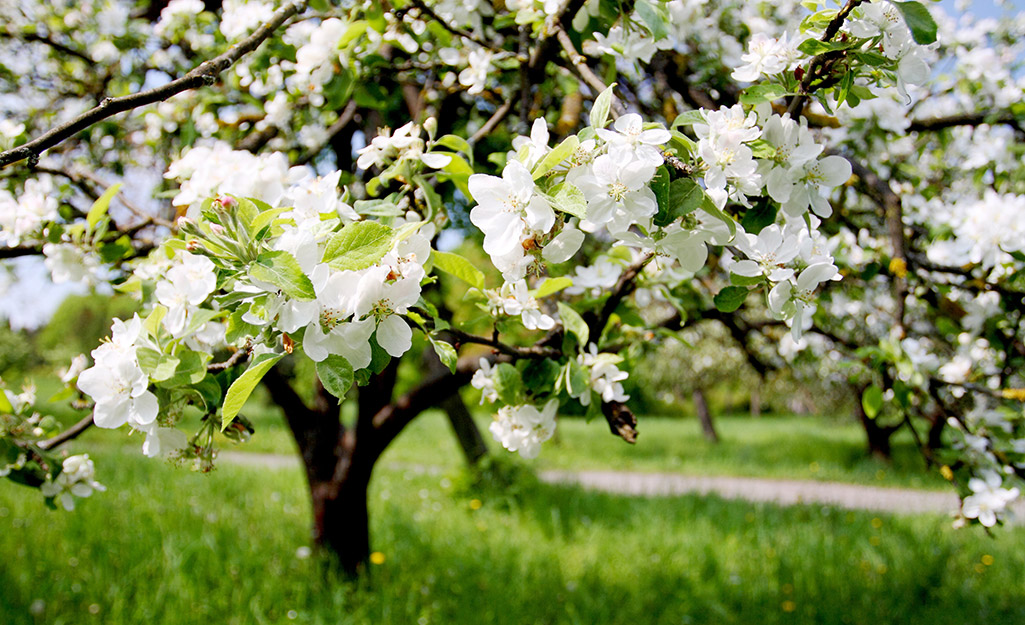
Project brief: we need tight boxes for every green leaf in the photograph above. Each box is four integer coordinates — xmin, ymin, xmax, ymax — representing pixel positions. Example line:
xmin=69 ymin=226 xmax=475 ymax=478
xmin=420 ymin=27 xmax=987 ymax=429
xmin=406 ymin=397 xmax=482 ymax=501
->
xmin=650 ymin=166 xmax=670 ymax=215
xmin=740 ymin=199 xmax=777 ymax=235
xmin=634 ymin=0 xmax=669 ymax=39
xmin=589 ymin=82 xmax=617 ymax=129
xmin=796 ymin=38 xmax=853 ymax=56
xmin=316 ymin=354 xmax=354 ymax=400
xmin=565 ymin=359 xmax=590 ymax=398
xmin=550 ymin=183 xmax=587 ymax=219
xmin=86 ymin=183 xmax=122 ymax=230
xmin=739 ymin=83 xmax=789 ymax=105
xmin=431 ymin=250 xmax=485 ymax=289
xmin=532 ymin=135 xmax=578 ymax=179
xmin=143 ymin=305 xmax=167 ymax=338
xmin=222 ymin=354 xmax=285 ymax=429
xmin=713 ymin=286 xmax=749 ymax=313
xmin=893 ymin=1 xmax=938 ymax=45
xmin=557 ymin=302 xmax=589 ymax=347
xmin=654 ymin=178 xmax=703 ymax=228
xmin=699 ymin=193 xmax=737 ymax=239
xmin=250 ymin=206 xmax=290 ymax=234
xmin=429 ymin=337 xmax=458 ymax=373
xmin=533 ymin=276 xmax=573 ymax=299
xmin=435 ymin=134 xmax=471 ymax=154
xmin=671 ymin=110 xmax=705 ymax=127
xmin=323 ymin=221 xmax=394 ymax=271
xmin=136 ymin=347 xmax=179 ymax=382
xmin=730 ymin=272 xmax=764 ymax=287
xmin=159 ymin=350 xmax=212 ymax=387
xmin=522 ymin=358 xmax=560 ymax=395
xmin=493 ymin=363 xmax=523 ymax=405
xmin=250 ymin=251 xmax=317 ymax=300
xmin=862 ymin=384 xmax=884 ymax=419
xmin=0 ymin=388 xmax=13 ymax=413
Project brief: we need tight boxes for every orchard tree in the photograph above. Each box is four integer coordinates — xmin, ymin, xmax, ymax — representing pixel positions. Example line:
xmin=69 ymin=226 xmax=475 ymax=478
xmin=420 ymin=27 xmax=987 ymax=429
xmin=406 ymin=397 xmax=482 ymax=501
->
xmin=2 ymin=0 xmax=1024 ymax=576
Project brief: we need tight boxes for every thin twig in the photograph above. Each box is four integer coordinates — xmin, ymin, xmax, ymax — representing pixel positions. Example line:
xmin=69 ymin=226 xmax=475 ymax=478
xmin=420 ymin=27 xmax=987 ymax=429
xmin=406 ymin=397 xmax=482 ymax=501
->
xmin=0 ymin=0 xmax=308 ymax=169
xmin=406 ymin=0 xmax=503 ymax=53
xmin=786 ymin=0 xmax=864 ymax=116
xmin=555 ymin=29 xmax=624 ymax=119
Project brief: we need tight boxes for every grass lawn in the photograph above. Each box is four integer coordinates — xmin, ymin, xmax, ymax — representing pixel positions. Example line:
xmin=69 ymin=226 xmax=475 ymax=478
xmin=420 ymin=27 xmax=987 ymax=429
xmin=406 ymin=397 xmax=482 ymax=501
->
xmin=0 ymin=448 xmax=1022 ymax=625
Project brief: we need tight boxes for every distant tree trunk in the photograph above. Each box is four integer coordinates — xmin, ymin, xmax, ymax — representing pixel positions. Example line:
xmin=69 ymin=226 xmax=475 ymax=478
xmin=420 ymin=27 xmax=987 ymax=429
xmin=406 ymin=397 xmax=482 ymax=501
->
xmin=854 ymin=386 xmax=898 ymax=461
xmin=442 ymin=393 xmax=488 ymax=465
xmin=693 ymin=388 xmax=719 ymax=443
xmin=749 ymin=381 xmax=762 ymax=418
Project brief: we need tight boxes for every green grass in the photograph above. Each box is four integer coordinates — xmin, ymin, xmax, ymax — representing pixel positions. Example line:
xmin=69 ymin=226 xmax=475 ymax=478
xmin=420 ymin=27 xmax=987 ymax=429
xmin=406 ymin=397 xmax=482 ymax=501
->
xmin=229 ymin=402 xmax=948 ymax=490
xmin=0 ymin=449 xmax=1022 ymax=625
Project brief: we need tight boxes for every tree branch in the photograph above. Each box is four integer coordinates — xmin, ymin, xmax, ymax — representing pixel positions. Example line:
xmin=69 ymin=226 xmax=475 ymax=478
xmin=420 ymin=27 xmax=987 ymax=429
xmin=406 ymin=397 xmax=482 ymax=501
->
xmin=787 ymin=0 xmax=864 ymax=116
xmin=555 ymin=29 xmax=624 ymax=119
xmin=908 ymin=111 xmax=1021 ymax=133
xmin=405 ymin=0 xmax=502 ymax=52
xmin=0 ymin=0 xmax=308 ymax=169
xmin=0 ymin=30 xmax=94 ymax=65
xmin=37 ymin=415 xmax=95 ymax=451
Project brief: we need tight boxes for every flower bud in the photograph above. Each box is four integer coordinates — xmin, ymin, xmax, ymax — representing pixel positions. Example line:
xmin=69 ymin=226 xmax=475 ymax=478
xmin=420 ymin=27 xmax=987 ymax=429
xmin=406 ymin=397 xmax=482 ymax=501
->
xmin=423 ymin=116 xmax=438 ymax=140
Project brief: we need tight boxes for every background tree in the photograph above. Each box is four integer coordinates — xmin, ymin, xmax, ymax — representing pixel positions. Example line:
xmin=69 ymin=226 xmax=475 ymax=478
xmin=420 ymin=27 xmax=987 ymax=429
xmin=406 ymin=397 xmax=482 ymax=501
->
xmin=2 ymin=0 xmax=1025 ymax=578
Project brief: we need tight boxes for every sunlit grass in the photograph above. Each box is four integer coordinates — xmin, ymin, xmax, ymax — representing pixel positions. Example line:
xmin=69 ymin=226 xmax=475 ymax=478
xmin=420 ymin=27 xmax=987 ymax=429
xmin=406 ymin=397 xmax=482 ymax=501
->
xmin=0 ymin=450 xmax=1021 ymax=625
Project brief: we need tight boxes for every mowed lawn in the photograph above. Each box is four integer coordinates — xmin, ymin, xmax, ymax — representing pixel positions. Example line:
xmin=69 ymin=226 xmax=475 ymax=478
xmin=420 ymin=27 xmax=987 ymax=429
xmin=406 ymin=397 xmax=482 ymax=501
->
xmin=1 ymin=444 xmax=1024 ymax=625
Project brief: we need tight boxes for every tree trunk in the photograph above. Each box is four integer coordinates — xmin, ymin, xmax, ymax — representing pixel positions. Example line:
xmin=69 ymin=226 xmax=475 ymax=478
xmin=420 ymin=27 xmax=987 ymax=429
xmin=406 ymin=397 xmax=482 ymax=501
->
xmin=693 ymin=388 xmax=719 ymax=443
xmin=310 ymin=469 xmax=372 ymax=577
xmin=749 ymin=381 xmax=762 ymax=418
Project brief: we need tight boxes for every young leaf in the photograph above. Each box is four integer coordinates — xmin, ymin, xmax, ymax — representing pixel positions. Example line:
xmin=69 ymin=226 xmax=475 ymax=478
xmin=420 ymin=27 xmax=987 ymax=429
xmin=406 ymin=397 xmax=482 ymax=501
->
xmin=323 ymin=221 xmax=394 ymax=270
xmin=250 ymin=251 xmax=317 ymax=300
xmin=654 ymin=178 xmax=703 ymax=227
xmin=86 ymin=183 xmax=122 ymax=231
xmin=316 ymin=354 xmax=355 ymax=400
xmin=671 ymin=110 xmax=705 ymax=128
xmin=532 ymin=135 xmax=579 ymax=179
xmin=431 ymin=250 xmax=485 ymax=289
xmin=893 ymin=1 xmax=938 ymax=45
xmin=713 ymin=285 xmax=749 ymax=312
xmin=557 ymin=302 xmax=589 ymax=347
xmin=429 ymin=337 xmax=458 ymax=373
xmin=589 ymin=82 xmax=617 ymax=129
xmin=862 ymin=384 xmax=884 ymax=419
xmin=533 ymin=276 xmax=573 ymax=299
xmin=222 ymin=354 xmax=285 ymax=429
xmin=550 ymin=183 xmax=587 ymax=219
xmin=493 ymin=363 xmax=523 ymax=405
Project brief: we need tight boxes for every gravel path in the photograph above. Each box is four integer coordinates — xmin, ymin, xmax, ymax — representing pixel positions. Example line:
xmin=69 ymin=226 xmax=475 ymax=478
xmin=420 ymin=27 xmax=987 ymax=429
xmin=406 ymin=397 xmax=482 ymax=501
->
xmin=220 ymin=452 xmax=1019 ymax=518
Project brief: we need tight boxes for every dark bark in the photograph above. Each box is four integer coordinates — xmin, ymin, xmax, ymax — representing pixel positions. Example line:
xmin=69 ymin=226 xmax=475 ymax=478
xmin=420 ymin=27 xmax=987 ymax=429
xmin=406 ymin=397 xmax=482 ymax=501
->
xmin=425 ymin=348 xmax=488 ymax=465
xmin=693 ymin=388 xmax=719 ymax=444
xmin=749 ymin=381 xmax=762 ymax=418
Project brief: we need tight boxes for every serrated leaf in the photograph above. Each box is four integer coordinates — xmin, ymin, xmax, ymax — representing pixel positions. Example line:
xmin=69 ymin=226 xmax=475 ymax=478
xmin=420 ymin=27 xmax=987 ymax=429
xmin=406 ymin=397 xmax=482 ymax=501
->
xmin=533 ymin=277 xmax=573 ymax=299
xmin=550 ymin=183 xmax=587 ymax=219
xmin=557 ymin=302 xmax=589 ymax=347
xmin=532 ymin=135 xmax=578 ymax=179
xmin=316 ymin=354 xmax=354 ymax=400
xmin=862 ymin=384 xmax=884 ymax=419
xmin=589 ymin=82 xmax=617 ymax=129
xmin=429 ymin=337 xmax=458 ymax=373
xmin=86 ymin=183 xmax=122 ymax=230
xmin=654 ymin=178 xmax=703 ymax=227
xmin=893 ymin=1 xmax=937 ymax=45
xmin=250 ymin=251 xmax=317 ymax=300
xmin=431 ymin=250 xmax=485 ymax=289
xmin=222 ymin=354 xmax=284 ymax=429
xmin=323 ymin=221 xmax=394 ymax=270
xmin=713 ymin=286 xmax=749 ymax=312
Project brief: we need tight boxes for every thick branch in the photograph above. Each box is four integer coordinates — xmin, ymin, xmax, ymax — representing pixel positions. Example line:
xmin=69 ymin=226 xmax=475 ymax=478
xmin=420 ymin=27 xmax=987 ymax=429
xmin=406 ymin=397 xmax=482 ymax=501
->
xmin=908 ymin=111 xmax=1021 ymax=133
xmin=439 ymin=327 xmax=560 ymax=360
xmin=0 ymin=0 xmax=307 ymax=169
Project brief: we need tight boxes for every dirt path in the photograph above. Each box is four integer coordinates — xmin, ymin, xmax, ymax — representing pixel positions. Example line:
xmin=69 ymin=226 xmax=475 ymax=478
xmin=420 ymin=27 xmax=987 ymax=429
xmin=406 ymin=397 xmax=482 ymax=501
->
xmin=220 ymin=451 xmax=1019 ymax=518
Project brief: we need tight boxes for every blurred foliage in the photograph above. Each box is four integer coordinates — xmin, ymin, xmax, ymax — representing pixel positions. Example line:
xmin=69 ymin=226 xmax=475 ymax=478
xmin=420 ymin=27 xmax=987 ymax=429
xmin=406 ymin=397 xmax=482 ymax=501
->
xmin=34 ymin=293 xmax=139 ymax=366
